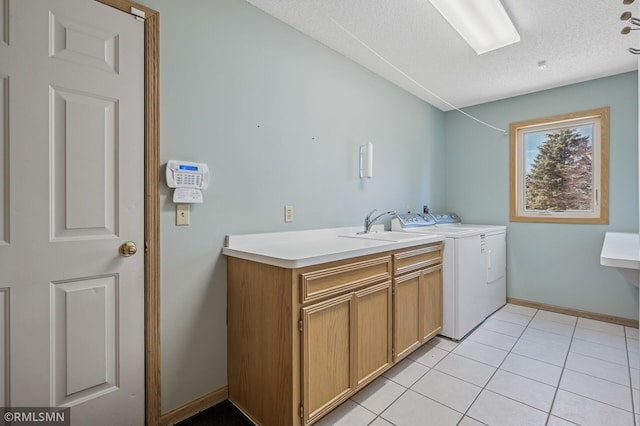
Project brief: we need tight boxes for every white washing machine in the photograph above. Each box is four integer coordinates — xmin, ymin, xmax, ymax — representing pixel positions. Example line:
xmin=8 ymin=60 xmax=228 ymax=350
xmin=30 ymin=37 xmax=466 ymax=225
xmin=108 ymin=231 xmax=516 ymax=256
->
xmin=392 ymin=212 xmax=506 ymax=340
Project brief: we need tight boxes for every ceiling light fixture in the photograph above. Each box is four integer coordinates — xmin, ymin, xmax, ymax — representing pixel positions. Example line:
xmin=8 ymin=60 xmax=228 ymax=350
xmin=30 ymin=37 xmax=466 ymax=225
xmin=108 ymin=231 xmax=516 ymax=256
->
xmin=429 ymin=0 xmax=520 ymax=55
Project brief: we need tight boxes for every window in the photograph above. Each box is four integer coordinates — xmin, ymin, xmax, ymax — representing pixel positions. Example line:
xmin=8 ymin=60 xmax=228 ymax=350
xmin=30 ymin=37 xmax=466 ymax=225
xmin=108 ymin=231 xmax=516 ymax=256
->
xmin=509 ymin=107 xmax=609 ymax=224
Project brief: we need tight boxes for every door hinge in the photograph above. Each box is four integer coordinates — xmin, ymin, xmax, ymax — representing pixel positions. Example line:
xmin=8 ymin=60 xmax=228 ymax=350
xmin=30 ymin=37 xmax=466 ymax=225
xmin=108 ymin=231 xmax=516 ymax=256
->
xmin=130 ymin=6 xmax=146 ymax=21
xmin=298 ymin=404 xmax=304 ymax=418
xmin=298 ymin=319 xmax=303 ymax=332
xmin=145 ymin=241 xmax=149 ymax=253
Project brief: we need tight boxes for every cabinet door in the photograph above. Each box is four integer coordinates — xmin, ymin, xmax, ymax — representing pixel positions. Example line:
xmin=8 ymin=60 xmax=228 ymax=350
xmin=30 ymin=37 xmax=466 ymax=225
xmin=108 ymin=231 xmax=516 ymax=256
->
xmin=393 ymin=271 xmax=421 ymax=361
xmin=301 ymin=294 xmax=354 ymax=424
xmin=355 ymin=282 xmax=392 ymax=388
xmin=421 ymin=265 xmax=443 ymax=342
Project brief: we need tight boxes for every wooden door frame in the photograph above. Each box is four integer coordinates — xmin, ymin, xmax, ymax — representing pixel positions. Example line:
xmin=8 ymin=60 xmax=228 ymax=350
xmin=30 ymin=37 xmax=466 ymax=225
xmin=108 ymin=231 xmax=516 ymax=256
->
xmin=94 ymin=1 xmax=161 ymax=424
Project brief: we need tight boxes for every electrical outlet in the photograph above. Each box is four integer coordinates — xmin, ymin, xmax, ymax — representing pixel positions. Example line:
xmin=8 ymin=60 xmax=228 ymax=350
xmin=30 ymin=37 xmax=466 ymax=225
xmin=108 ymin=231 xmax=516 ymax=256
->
xmin=284 ymin=205 xmax=294 ymax=223
xmin=176 ymin=204 xmax=190 ymax=226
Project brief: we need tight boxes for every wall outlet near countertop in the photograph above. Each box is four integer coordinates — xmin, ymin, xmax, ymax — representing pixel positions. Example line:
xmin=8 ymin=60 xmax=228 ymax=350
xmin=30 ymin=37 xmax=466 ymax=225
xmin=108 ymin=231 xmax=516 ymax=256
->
xmin=284 ymin=205 xmax=294 ymax=223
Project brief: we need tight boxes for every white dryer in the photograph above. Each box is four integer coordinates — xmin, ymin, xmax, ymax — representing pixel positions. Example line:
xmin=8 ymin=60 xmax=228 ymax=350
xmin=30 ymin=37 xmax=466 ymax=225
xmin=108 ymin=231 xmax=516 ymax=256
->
xmin=392 ymin=213 xmax=506 ymax=340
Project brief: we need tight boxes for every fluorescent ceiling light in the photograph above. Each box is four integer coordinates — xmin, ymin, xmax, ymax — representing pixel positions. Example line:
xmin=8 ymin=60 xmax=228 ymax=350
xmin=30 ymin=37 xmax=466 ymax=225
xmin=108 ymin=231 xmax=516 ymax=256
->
xmin=429 ymin=0 xmax=520 ymax=55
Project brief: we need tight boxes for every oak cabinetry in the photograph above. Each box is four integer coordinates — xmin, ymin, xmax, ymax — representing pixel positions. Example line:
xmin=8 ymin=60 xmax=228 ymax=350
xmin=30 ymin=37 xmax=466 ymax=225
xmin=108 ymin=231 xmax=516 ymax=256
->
xmin=393 ymin=245 xmax=443 ymax=362
xmin=301 ymin=280 xmax=392 ymax=424
xmin=227 ymin=242 xmax=441 ymax=426
xmin=354 ymin=282 xmax=393 ymax=387
xmin=301 ymin=293 xmax=353 ymax=423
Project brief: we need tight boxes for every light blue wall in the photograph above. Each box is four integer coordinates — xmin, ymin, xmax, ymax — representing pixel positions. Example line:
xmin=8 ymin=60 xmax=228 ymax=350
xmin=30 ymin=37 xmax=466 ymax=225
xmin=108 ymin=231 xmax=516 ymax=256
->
xmin=140 ymin=0 xmax=445 ymax=412
xmin=443 ymin=72 xmax=639 ymax=321
xmin=139 ymin=0 xmax=639 ymax=414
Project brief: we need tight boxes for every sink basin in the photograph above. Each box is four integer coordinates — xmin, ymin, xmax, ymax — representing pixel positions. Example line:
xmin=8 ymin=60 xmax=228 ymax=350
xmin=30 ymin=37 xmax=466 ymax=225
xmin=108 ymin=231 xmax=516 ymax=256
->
xmin=339 ymin=231 xmax=433 ymax=242
xmin=600 ymin=232 xmax=639 ymax=287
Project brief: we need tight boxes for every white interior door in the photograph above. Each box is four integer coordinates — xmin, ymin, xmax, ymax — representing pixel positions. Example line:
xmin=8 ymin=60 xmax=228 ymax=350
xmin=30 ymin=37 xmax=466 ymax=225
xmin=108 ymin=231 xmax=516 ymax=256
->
xmin=0 ymin=0 xmax=144 ymax=424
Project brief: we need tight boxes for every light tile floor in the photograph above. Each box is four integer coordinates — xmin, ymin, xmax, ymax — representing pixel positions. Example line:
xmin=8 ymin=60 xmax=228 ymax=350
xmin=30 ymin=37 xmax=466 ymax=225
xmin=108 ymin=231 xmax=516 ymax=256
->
xmin=316 ymin=304 xmax=640 ymax=426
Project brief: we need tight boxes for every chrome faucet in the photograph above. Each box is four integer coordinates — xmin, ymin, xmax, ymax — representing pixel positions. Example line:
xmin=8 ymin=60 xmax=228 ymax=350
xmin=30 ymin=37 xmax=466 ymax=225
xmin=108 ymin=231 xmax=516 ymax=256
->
xmin=359 ymin=209 xmax=397 ymax=234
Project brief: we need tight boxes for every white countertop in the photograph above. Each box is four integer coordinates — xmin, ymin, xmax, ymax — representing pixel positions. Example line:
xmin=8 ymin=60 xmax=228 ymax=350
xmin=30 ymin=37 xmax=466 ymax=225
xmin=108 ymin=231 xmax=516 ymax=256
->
xmin=600 ymin=232 xmax=640 ymax=270
xmin=222 ymin=226 xmax=444 ymax=268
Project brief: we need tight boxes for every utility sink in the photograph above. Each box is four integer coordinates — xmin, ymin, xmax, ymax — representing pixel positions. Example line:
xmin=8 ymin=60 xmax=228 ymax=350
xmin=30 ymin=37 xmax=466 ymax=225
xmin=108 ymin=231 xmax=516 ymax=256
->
xmin=600 ymin=232 xmax=639 ymax=288
xmin=339 ymin=231 xmax=432 ymax=242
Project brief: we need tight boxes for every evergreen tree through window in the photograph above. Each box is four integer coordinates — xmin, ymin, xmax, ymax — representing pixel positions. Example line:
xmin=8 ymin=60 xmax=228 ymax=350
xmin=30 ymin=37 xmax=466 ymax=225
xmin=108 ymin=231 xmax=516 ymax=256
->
xmin=510 ymin=108 xmax=609 ymax=224
xmin=525 ymin=127 xmax=593 ymax=212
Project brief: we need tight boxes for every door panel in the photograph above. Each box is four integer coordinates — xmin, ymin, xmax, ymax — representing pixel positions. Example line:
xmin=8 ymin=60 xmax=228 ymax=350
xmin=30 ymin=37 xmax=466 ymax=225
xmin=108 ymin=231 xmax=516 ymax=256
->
xmin=51 ymin=87 xmax=117 ymax=239
xmin=0 ymin=1 xmax=144 ymax=423
xmin=52 ymin=276 xmax=118 ymax=407
xmin=393 ymin=271 xmax=421 ymax=361
xmin=355 ymin=282 xmax=392 ymax=387
xmin=456 ymin=236 xmax=487 ymax=339
xmin=302 ymin=294 xmax=353 ymax=424
xmin=485 ymin=233 xmax=506 ymax=283
xmin=0 ymin=0 xmax=6 ymax=46
xmin=49 ymin=12 xmax=119 ymax=73
xmin=421 ymin=265 xmax=443 ymax=342
xmin=0 ymin=288 xmax=7 ymax=406
xmin=0 ymin=73 xmax=6 ymax=245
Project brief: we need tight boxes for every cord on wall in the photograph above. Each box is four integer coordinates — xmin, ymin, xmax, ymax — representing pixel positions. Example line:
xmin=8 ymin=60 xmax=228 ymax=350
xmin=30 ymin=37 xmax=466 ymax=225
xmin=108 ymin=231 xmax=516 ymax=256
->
xmin=330 ymin=18 xmax=508 ymax=136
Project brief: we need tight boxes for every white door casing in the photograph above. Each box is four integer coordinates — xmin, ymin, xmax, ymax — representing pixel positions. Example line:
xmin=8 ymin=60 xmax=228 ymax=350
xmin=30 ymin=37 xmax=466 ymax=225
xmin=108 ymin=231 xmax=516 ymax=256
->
xmin=0 ymin=0 xmax=144 ymax=424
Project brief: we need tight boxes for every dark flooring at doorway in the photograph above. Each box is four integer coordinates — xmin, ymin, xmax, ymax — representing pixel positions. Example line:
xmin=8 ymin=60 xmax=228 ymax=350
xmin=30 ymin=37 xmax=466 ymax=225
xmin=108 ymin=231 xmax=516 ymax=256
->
xmin=177 ymin=400 xmax=253 ymax=426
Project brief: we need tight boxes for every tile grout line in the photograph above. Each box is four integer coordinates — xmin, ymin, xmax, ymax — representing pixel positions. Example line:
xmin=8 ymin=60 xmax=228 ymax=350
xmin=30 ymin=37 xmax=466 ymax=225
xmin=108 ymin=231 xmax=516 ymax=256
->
xmin=544 ymin=317 xmax=638 ymax=425
xmin=360 ymin=336 xmax=470 ymax=425
xmin=450 ymin=310 xmax=636 ymax=422
xmin=367 ymin=332 xmax=493 ymax=425
xmin=467 ymin=309 xmax=636 ymax=423
xmin=453 ymin=307 xmax=536 ymax=425
xmin=545 ymin=318 xmax=578 ymax=424
xmin=624 ymin=327 xmax=638 ymax=426
xmin=354 ymin=306 xmax=637 ymax=426
xmin=500 ymin=313 xmax=637 ymax=394
xmin=362 ymin=349 xmax=438 ymax=426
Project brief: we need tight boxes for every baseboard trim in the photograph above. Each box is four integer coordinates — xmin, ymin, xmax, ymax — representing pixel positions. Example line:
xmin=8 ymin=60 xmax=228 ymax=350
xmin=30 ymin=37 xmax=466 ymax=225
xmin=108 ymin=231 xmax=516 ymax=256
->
xmin=507 ymin=297 xmax=639 ymax=328
xmin=160 ymin=386 xmax=229 ymax=426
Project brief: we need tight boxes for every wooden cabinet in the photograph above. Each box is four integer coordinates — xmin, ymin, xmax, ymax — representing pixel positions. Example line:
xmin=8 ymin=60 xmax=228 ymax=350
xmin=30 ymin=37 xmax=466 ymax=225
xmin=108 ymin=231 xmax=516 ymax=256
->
xmin=354 ymin=282 xmax=392 ymax=387
xmin=302 ymin=294 xmax=353 ymax=423
xmin=421 ymin=264 xmax=443 ymax=341
xmin=227 ymin=242 xmax=441 ymax=426
xmin=301 ymin=281 xmax=392 ymax=424
xmin=393 ymin=270 xmax=422 ymax=360
xmin=393 ymin=245 xmax=443 ymax=362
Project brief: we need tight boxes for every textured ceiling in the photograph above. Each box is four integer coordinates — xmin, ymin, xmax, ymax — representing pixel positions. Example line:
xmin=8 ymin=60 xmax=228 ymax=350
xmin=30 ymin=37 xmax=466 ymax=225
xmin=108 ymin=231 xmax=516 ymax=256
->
xmin=244 ymin=0 xmax=640 ymax=111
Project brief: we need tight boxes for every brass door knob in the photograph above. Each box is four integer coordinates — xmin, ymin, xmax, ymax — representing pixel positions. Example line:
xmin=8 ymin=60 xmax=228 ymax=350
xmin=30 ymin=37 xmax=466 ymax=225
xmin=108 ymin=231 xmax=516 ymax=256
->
xmin=119 ymin=241 xmax=138 ymax=257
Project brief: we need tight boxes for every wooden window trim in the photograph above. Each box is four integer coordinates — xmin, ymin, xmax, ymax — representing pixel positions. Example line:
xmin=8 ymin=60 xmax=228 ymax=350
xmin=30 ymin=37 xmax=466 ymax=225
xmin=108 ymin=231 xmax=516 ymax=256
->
xmin=509 ymin=107 xmax=610 ymax=224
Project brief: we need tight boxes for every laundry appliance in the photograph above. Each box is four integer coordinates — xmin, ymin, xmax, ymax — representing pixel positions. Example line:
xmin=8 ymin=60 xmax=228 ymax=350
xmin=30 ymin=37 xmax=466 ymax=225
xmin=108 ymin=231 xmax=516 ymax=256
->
xmin=392 ymin=212 xmax=506 ymax=340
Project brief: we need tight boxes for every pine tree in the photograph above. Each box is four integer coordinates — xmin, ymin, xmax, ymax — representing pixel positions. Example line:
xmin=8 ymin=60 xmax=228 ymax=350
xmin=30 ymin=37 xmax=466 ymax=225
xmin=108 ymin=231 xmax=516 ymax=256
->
xmin=525 ymin=128 xmax=592 ymax=211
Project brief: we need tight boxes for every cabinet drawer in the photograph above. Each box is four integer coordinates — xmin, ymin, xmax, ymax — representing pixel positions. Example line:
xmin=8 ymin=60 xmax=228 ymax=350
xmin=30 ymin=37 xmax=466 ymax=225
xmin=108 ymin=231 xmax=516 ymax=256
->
xmin=300 ymin=256 xmax=392 ymax=304
xmin=393 ymin=243 xmax=442 ymax=276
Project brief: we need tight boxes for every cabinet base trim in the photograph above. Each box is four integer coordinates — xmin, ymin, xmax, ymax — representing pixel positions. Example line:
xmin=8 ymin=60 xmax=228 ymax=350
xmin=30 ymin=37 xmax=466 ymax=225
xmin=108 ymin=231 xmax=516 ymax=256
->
xmin=507 ymin=297 xmax=639 ymax=328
